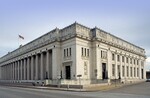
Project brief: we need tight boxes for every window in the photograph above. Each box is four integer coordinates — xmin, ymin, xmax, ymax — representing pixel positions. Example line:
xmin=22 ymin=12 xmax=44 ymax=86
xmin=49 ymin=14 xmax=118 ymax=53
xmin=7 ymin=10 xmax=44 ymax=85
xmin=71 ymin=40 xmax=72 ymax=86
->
xmin=87 ymin=49 xmax=89 ymax=57
xmin=69 ymin=48 xmax=71 ymax=56
xmin=81 ymin=47 xmax=90 ymax=57
xmin=122 ymin=66 xmax=125 ymax=77
xmin=130 ymin=67 xmax=132 ymax=77
xmin=67 ymin=48 xmax=68 ymax=56
xmin=101 ymin=51 xmax=103 ymax=58
xmin=112 ymin=53 xmax=115 ymax=60
xmin=126 ymin=57 xmax=128 ymax=63
xmin=137 ymin=60 xmax=139 ymax=65
xmin=134 ymin=59 xmax=136 ymax=65
xmin=85 ymin=48 xmax=86 ymax=56
xmin=117 ymin=55 xmax=120 ymax=62
xmin=127 ymin=66 xmax=129 ymax=77
xmin=130 ymin=58 xmax=132 ymax=64
xmin=82 ymin=48 xmax=83 ymax=56
xmin=134 ymin=67 xmax=136 ymax=77
xmin=64 ymin=49 xmax=66 ymax=57
xmin=122 ymin=56 xmax=124 ymax=62
xmin=137 ymin=68 xmax=139 ymax=77
xmin=117 ymin=65 xmax=120 ymax=77
xmin=101 ymin=50 xmax=107 ymax=59
xmin=64 ymin=47 xmax=71 ymax=57
xmin=112 ymin=64 xmax=115 ymax=76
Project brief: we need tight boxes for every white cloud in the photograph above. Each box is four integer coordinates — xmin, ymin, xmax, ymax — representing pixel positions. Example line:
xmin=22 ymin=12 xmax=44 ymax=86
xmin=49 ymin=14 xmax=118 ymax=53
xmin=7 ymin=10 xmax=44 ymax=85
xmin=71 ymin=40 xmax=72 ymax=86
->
xmin=146 ymin=57 xmax=150 ymax=63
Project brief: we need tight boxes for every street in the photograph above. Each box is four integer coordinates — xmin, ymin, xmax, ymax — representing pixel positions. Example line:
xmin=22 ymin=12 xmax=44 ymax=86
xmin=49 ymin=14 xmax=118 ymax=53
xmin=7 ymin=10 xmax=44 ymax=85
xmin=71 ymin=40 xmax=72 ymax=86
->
xmin=0 ymin=82 xmax=150 ymax=98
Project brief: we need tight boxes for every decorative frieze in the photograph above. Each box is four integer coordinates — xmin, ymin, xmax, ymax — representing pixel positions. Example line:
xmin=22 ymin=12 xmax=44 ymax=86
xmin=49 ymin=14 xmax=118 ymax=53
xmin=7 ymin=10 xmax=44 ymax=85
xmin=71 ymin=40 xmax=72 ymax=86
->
xmin=0 ymin=22 xmax=146 ymax=64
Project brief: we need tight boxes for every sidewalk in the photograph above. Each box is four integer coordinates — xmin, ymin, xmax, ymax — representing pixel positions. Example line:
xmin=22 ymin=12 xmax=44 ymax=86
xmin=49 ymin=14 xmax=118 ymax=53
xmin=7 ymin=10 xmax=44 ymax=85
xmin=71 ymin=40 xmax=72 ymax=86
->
xmin=0 ymin=81 xmax=145 ymax=92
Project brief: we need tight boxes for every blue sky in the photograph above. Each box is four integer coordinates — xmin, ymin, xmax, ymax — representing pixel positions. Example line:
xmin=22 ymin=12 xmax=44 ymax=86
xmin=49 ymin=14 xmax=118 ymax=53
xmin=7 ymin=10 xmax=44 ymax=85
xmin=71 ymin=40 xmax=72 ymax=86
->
xmin=0 ymin=0 xmax=150 ymax=70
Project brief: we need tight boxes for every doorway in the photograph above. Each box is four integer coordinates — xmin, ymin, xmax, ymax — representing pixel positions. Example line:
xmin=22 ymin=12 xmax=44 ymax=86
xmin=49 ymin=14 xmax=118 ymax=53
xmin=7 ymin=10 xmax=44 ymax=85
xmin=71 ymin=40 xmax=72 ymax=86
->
xmin=65 ymin=66 xmax=71 ymax=79
xmin=102 ymin=63 xmax=107 ymax=79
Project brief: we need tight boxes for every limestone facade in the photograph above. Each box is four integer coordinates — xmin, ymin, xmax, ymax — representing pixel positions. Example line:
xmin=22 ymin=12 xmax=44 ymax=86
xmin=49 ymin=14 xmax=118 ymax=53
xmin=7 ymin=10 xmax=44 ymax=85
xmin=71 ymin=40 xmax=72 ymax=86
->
xmin=0 ymin=22 xmax=146 ymax=85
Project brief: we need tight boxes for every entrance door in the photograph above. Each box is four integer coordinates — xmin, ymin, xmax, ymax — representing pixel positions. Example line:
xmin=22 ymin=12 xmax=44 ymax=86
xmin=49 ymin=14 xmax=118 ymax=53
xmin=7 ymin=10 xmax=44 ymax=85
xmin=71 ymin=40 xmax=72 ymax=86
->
xmin=65 ymin=66 xmax=71 ymax=79
xmin=102 ymin=63 xmax=106 ymax=79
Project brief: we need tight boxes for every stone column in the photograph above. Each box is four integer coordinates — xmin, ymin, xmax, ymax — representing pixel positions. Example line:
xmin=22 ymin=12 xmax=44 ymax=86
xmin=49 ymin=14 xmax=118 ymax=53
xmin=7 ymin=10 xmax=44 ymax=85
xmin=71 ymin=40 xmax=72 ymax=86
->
xmin=9 ymin=64 xmax=11 ymax=80
xmin=27 ymin=57 xmax=30 ymax=80
xmin=22 ymin=59 xmax=24 ymax=80
xmin=20 ymin=60 xmax=23 ymax=80
xmin=18 ymin=60 xmax=20 ymax=80
xmin=124 ymin=56 xmax=127 ymax=80
xmin=6 ymin=65 xmax=7 ymax=80
xmin=14 ymin=62 xmax=16 ymax=80
xmin=9 ymin=64 xmax=10 ymax=80
xmin=31 ymin=56 xmax=34 ymax=80
xmin=120 ymin=55 xmax=122 ymax=79
xmin=107 ymin=49 xmax=112 ymax=79
xmin=35 ymin=54 xmax=38 ymax=80
xmin=139 ymin=59 xmax=141 ymax=79
xmin=46 ymin=50 xmax=50 ymax=79
xmin=12 ymin=62 xmax=14 ymax=80
xmin=5 ymin=65 xmax=7 ymax=80
xmin=24 ymin=58 xmax=26 ymax=80
xmin=115 ymin=53 xmax=118 ymax=79
xmin=128 ymin=57 xmax=131 ymax=79
xmin=135 ymin=60 xmax=137 ymax=78
xmin=40 ymin=52 xmax=44 ymax=80
xmin=15 ymin=61 xmax=18 ymax=80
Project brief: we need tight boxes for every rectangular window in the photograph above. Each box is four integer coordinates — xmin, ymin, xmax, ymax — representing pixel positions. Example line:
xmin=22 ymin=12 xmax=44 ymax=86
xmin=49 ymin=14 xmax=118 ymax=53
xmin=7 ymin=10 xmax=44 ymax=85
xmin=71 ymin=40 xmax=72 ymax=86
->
xmin=112 ymin=53 xmax=115 ymax=60
xmin=81 ymin=47 xmax=83 ymax=56
xmin=122 ymin=56 xmax=124 ymax=62
xmin=117 ymin=65 xmax=120 ymax=77
xmin=67 ymin=48 xmax=68 ymax=56
xmin=126 ymin=57 xmax=128 ymax=63
xmin=64 ymin=49 xmax=66 ymax=57
xmin=117 ymin=55 xmax=120 ymax=62
xmin=101 ymin=51 xmax=107 ymax=59
xmin=130 ymin=58 xmax=132 ymax=64
xmin=130 ymin=67 xmax=132 ymax=77
xmin=69 ymin=48 xmax=71 ymax=56
xmin=134 ymin=67 xmax=136 ymax=77
xmin=87 ymin=49 xmax=89 ymax=57
xmin=134 ymin=59 xmax=136 ymax=65
xmin=85 ymin=48 xmax=86 ymax=56
xmin=112 ymin=64 xmax=115 ymax=76
xmin=137 ymin=60 xmax=139 ymax=65
xmin=122 ymin=66 xmax=125 ymax=77
xmin=137 ymin=68 xmax=139 ymax=77
xmin=127 ymin=66 xmax=129 ymax=77
xmin=101 ymin=51 xmax=103 ymax=58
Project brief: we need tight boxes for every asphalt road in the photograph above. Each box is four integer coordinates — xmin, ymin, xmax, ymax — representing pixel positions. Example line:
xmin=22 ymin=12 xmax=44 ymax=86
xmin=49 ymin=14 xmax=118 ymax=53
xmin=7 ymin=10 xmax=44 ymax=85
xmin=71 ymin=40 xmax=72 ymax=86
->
xmin=106 ymin=82 xmax=150 ymax=96
xmin=0 ymin=82 xmax=150 ymax=98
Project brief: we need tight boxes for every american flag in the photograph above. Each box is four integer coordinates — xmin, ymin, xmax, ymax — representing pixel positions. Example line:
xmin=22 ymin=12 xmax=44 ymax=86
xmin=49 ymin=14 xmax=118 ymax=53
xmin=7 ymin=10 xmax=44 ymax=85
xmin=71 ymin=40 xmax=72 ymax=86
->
xmin=19 ymin=35 xmax=24 ymax=39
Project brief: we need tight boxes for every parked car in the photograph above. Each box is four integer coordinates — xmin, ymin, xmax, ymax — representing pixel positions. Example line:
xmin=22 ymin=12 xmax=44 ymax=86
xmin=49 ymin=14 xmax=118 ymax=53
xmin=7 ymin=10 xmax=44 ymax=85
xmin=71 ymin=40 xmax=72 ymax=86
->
xmin=146 ymin=79 xmax=150 ymax=82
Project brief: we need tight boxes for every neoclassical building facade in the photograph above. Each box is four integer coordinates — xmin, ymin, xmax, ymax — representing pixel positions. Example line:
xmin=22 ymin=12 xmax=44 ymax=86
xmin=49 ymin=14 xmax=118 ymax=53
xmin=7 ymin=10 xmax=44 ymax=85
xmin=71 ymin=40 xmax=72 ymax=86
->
xmin=0 ymin=22 xmax=146 ymax=85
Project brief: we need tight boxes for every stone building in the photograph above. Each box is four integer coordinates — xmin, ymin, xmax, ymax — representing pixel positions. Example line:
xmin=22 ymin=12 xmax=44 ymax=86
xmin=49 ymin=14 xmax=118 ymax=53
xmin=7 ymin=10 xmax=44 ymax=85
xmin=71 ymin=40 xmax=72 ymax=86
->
xmin=0 ymin=22 xmax=146 ymax=85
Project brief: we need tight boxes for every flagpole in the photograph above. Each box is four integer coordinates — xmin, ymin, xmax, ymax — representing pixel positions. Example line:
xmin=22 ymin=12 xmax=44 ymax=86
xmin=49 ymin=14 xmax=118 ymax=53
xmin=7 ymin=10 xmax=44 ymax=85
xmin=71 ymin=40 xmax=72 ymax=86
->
xmin=18 ymin=34 xmax=24 ymax=47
